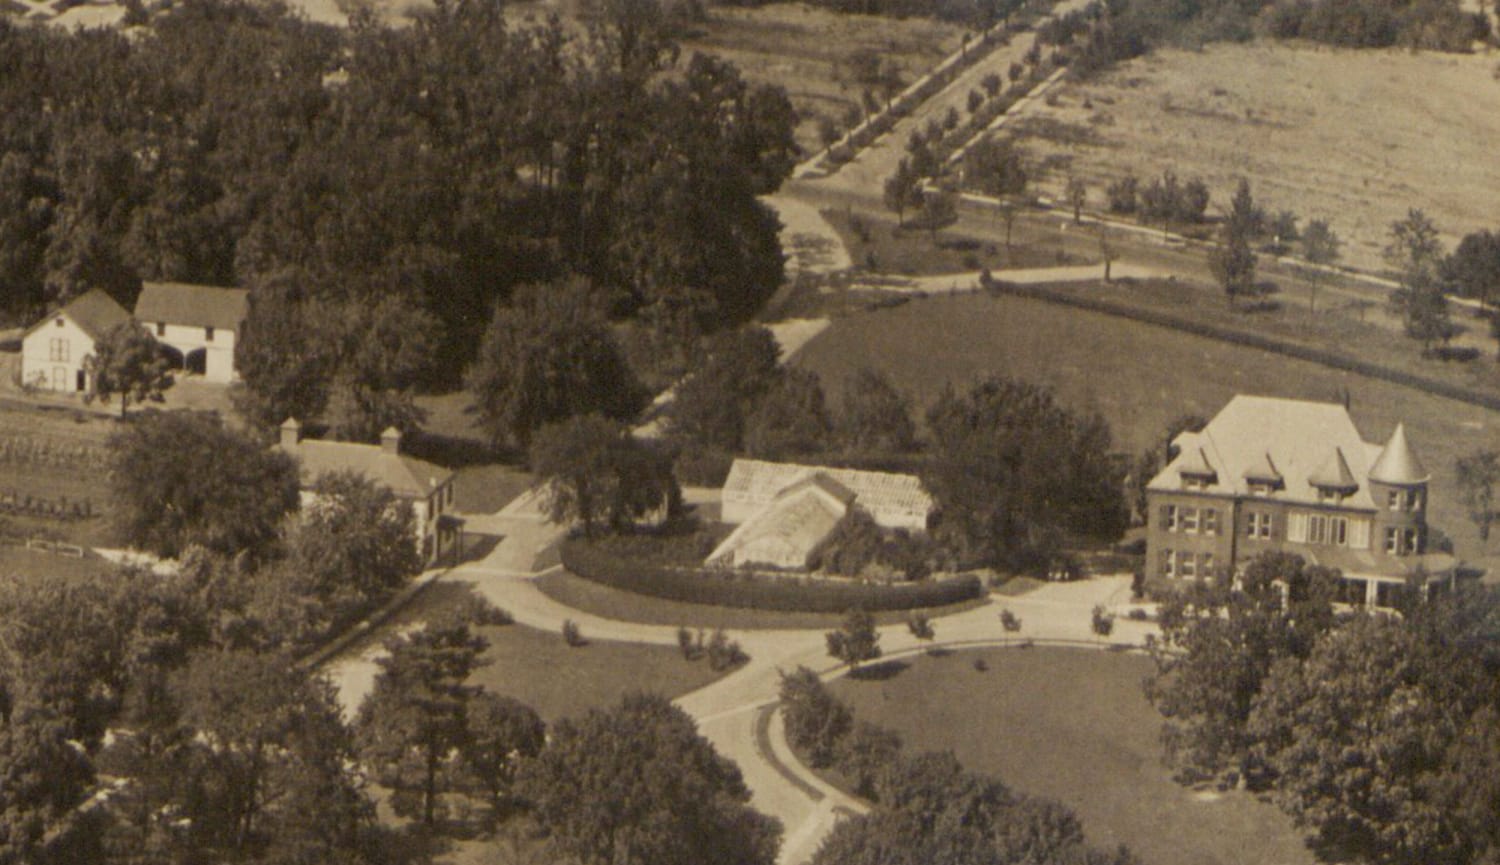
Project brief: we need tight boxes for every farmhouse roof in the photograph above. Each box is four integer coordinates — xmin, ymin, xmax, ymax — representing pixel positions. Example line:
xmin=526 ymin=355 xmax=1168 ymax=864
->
xmin=1147 ymin=395 xmax=1405 ymax=509
xmin=276 ymin=435 xmax=452 ymax=499
xmin=27 ymin=289 xmax=130 ymax=341
xmin=722 ymin=459 xmax=932 ymax=527
xmin=1368 ymin=423 xmax=1429 ymax=485
xmin=134 ymin=282 xmax=249 ymax=331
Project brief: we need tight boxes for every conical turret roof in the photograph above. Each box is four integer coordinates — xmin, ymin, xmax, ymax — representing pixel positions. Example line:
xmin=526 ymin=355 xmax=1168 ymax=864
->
xmin=1368 ymin=424 xmax=1429 ymax=485
xmin=1309 ymin=446 xmax=1359 ymax=492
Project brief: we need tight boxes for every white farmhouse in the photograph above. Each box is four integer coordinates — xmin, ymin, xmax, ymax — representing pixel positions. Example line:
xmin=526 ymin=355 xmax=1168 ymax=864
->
xmin=19 ymin=289 xmax=132 ymax=393
xmin=276 ymin=419 xmax=461 ymax=564
xmin=133 ymin=282 xmax=249 ymax=383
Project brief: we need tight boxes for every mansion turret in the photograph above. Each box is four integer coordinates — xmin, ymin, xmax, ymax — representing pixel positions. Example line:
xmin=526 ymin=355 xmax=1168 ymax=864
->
xmin=1144 ymin=395 xmax=1455 ymax=606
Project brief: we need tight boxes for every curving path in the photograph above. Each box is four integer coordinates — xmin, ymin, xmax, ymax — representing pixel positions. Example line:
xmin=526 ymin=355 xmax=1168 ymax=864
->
xmin=323 ymin=498 xmax=1157 ymax=865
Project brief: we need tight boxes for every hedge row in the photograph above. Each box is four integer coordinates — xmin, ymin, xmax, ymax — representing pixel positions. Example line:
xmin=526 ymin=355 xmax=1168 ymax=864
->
xmin=561 ymin=539 xmax=984 ymax=613
xmin=985 ymin=279 xmax=1500 ymax=414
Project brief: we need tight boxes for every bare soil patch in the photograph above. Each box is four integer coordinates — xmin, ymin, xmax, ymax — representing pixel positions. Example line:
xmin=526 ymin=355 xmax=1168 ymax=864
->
xmin=1010 ymin=42 xmax=1500 ymax=272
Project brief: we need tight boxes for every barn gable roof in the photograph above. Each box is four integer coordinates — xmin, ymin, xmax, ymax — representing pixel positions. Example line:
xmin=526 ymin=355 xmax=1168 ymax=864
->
xmin=134 ymin=282 xmax=249 ymax=331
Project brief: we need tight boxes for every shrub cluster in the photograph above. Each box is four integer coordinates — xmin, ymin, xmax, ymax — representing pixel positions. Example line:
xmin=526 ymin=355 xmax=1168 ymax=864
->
xmin=562 ymin=538 xmax=983 ymax=613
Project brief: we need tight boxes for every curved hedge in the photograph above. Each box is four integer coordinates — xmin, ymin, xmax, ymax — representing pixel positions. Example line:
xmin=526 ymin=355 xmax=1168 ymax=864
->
xmin=561 ymin=539 xmax=984 ymax=614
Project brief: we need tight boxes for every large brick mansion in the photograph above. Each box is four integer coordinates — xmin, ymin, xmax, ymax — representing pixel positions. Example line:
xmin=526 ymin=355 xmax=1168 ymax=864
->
xmin=1144 ymin=395 xmax=1455 ymax=606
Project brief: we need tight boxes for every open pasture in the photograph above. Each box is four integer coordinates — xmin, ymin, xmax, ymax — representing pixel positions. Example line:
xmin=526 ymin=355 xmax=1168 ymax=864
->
xmin=1008 ymin=41 xmax=1500 ymax=272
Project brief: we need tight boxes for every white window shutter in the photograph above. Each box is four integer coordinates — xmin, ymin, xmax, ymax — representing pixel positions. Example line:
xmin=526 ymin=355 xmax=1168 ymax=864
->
xmin=1287 ymin=512 xmax=1308 ymax=543
xmin=1349 ymin=518 xmax=1370 ymax=550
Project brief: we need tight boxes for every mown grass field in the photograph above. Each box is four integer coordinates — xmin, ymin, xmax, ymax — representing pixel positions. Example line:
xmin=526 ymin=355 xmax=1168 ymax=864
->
xmin=828 ymin=647 xmax=1315 ymax=865
xmin=1009 ymin=41 xmax=1500 ymax=272
xmin=468 ymin=622 xmax=726 ymax=724
xmin=793 ymin=290 xmax=1500 ymax=567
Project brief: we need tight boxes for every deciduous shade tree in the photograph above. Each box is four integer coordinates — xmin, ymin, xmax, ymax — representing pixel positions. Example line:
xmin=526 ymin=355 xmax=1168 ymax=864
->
xmin=0 ymin=710 xmax=98 ymax=865
xmin=529 ymin=413 xmax=679 ymax=536
xmin=921 ymin=377 xmax=1128 ymax=573
xmin=1144 ymin=552 xmax=1339 ymax=786
xmin=518 ymin=693 xmax=781 ymax=865
xmin=814 ymin=749 xmax=1135 ymax=865
xmin=108 ymin=411 xmax=300 ymax=559
xmin=826 ymin=608 xmax=882 ymax=671
xmin=1210 ymin=221 xmax=1258 ymax=308
xmin=1443 ymin=229 xmax=1500 ymax=309
xmin=779 ymin=666 xmax=853 ymax=769
xmin=83 ymin=320 xmax=173 ymax=417
xmin=666 ymin=325 xmax=782 ymax=453
xmin=1248 ymin=615 xmax=1478 ymax=865
xmin=468 ymin=279 xmax=646 ymax=450
xmin=460 ymin=692 xmax=546 ymax=819
xmin=837 ymin=367 xmax=917 ymax=455
xmin=745 ymin=368 xmax=832 ymax=460
xmin=1456 ymin=449 xmax=1500 ymax=544
xmin=282 ymin=470 xmax=422 ymax=632
xmin=1385 ymin=211 xmax=1456 ymax=352
xmin=355 ymin=618 xmax=489 ymax=827
xmin=1300 ymin=217 xmax=1341 ymax=313
xmin=964 ymin=137 xmax=1028 ymax=199
xmin=1065 ymin=175 xmax=1087 ymax=224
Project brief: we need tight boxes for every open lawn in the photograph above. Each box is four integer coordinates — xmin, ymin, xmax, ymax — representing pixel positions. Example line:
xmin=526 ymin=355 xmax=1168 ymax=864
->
xmin=823 ymin=207 xmax=1085 ymax=276
xmin=468 ymin=622 xmax=727 ymax=724
xmin=537 ymin=568 xmax=988 ymax=630
xmin=828 ymin=647 xmax=1315 ymax=865
xmin=1008 ymin=41 xmax=1500 ymax=272
xmin=793 ymin=290 xmax=1500 ymax=567
xmin=682 ymin=4 xmax=966 ymax=156
xmin=0 ymin=546 xmax=119 ymax=581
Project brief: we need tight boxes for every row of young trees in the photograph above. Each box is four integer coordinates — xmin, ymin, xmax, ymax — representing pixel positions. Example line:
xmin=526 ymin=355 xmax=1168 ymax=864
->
xmin=0 ymin=0 xmax=798 ymax=439
xmin=1145 ymin=552 xmax=1500 ymax=865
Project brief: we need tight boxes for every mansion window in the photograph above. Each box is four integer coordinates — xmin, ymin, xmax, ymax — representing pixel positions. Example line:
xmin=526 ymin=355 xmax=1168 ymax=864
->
xmin=1248 ymin=481 xmax=1275 ymax=496
xmin=1306 ymin=514 xmax=1348 ymax=546
xmin=48 ymin=338 xmax=68 ymax=362
xmin=1317 ymin=488 xmax=1347 ymax=504
xmin=1159 ymin=505 xmax=1178 ymax=531
xmin=1246 ymin=511 xmax=1272 ymax=539
xmin=1288 ymin=512 xmax=1368 ymax=548
xmin=1202 ymin=508 xmax=1220 ymax=535
xmin=1161 ymin=548 xmax=1175 ymax=578
xmin=1387 ymin=489 xmax=1423 ymax=511
xmin=1160 ymin=504 xmax=1219 ymax=535
xmin=1384 ymin=527 xmax=1419 ymax=556
xmin=1180 ymin=507 xmax=1199 ymax=533
xmin=1179 ymin=551 xmax=1196 ymax=579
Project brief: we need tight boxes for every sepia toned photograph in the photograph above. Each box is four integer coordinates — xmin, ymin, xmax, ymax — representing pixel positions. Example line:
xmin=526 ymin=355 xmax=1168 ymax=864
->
xmin=1 ymin=0 xmax=1498 ymax=862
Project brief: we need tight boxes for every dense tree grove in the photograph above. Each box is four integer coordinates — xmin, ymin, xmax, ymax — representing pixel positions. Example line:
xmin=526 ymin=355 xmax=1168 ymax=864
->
xmin=1148 ymin=552 xmax=1500 ymax=865
xmin=0 ymin=0 xmax=796 ymax=427
xmin=921 ymin=376 xmax=1129 ymax=573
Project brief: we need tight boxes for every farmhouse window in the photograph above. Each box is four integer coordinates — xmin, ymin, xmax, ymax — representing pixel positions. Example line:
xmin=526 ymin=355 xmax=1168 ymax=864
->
xmin=157 ymin=322 xmax=166 ymax=336
xmin=205 ymin=326 xmax=215 ymax=341
xmin=55 ymin=318 xmax=63 ymax=327
xmin=48 ymin=338 xmax=68 ymax=362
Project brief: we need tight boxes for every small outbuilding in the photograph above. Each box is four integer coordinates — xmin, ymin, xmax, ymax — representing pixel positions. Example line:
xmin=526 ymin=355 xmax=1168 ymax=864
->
xmin=19 ymin=289 xmax=131 ymax=393
xmin=133 ymin=282 xmax=249 ymax=383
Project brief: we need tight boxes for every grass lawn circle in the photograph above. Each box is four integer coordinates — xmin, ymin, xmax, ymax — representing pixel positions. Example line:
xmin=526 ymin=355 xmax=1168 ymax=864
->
xmin=821 ymin=646 xmax=1315 ymax=865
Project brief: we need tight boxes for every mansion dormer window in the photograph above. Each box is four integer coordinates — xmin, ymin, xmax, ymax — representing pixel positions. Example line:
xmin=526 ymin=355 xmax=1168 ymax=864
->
xmin=1178 ymin=447 xmax=1218 ymax=489
xmin=1243 ymin=451 xmax=1283 ymax=496
xmin=1309 ymin=447 xmax=1359 ymax=505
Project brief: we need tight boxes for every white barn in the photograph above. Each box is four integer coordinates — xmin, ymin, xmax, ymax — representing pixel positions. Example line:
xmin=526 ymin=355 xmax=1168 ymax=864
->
xmin=19 ymin=289 xmax=132 ymax=393
xmin=133 ymin=282 xmax=249 ymax=383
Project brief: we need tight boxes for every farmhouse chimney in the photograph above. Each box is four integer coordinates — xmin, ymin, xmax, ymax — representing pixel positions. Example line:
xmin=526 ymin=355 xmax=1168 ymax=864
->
xmin=280 ymin=417 xmax=302 ymax=447
xmin=381 ymin=426 xmax=402 ymax=456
